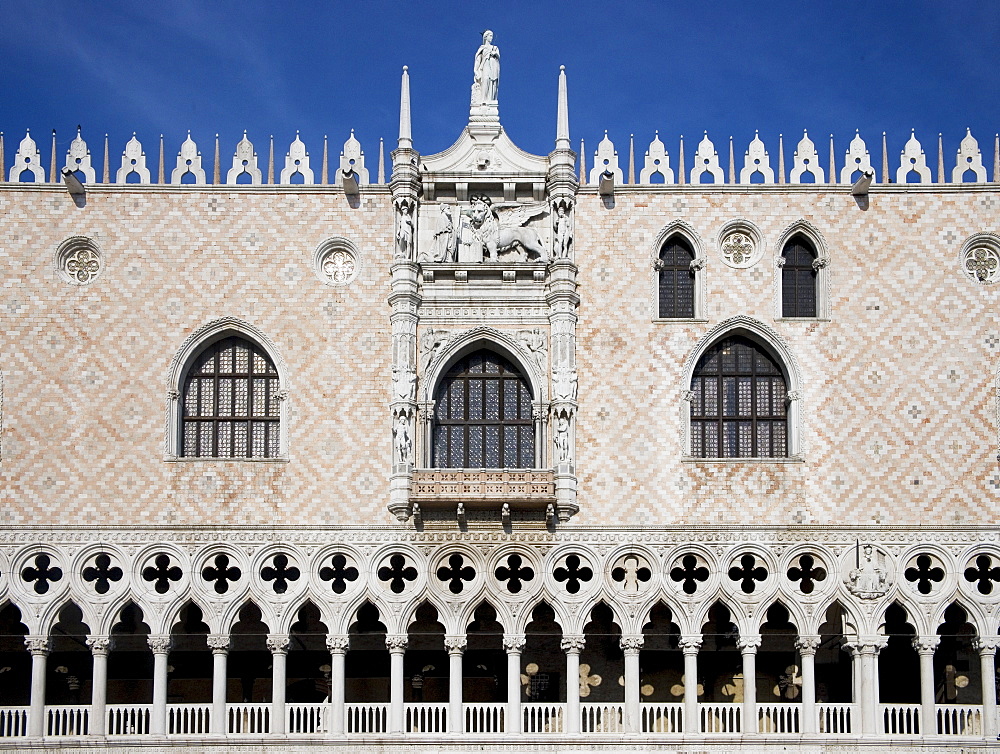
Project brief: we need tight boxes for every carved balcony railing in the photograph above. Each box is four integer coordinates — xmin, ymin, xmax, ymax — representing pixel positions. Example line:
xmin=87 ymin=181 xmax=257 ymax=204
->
xmin=410 ymin=469 xmax=555 ymax=510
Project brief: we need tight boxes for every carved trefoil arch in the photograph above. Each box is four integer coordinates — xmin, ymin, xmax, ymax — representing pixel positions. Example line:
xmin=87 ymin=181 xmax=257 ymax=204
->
xmin=164 ymin=317 xmax=290 ymax=460
xmin=773 ymin=219 xmax=832 ymax=321
xmin=680 ymin=316 xmax=805 ymax=460
xmin=650 ymin=220 xmax=707 ymax=321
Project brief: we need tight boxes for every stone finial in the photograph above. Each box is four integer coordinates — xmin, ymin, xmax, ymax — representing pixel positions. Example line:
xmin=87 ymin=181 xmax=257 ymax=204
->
xmin=840 ymin=130 xmax=875 ymax=184
xmin=952 ymin=128 xmax=987 ymax=183
xmin=740 ymin=131 xmax=774 ymax=184
xmin=171 ymin=132 xmax=206 ymax=185
xmin=579 ymin=138 xmax=586 ymax=183
xmin=280 ymin=132 xmax=315 ymax=184
xmin=896 ymin=130 xmax=932 ymax=184
xmin=116 ymin=133 xmax=151 ymax=184
xmin=9 ymin=130 xmax=45 ymax=182
xmin=226 ymin=131 xmax=262 ymax=185
xmin=994 ymin=134 xmax=999 ymax=182
xmin=398 ymin=66 xmax=412 ymax=150
xmin=937 ymin=133 xmax=945 ymax=183
xmin=689 ymin=132 xmax=724 ymax=184
xmin=338 ymin=130 xmax=369 ymax=184
xmin=378 ymin=137 xmax=385 ymax=184
xmin=321 ymin=134 xmax=329 ymax=185
xmin=103 ymin=133 xmax=110 ymax=183
xmin=728 ymin=136 xmax=735 ymax=184
xmin=881 ymin=131 xmax=889 ymax=182
xmin=158 ymin=134 xmax=165 ymax=184
xmin=213 ymin=134 xmax=221 ymax=184
xmin=555 ymin=65 xmax=570 ymax=150
xmin=628 ymin=134 xmax=636 ymax=184
xmin=267 ymin=135 xmax=275 ymax=184
xmin=63 ymin=126 xmax=96 ymax=183
xmin=589 ymin=131 xmax=623 ymax=184
xmin=678 ymin=135 xmax=686 ymax=184
xmin=789 ymin=130 xmax=825 ymax=183
xmin=0 ymin=133 xmax=5 ymax=182
xmin=49 ymin=130 xmax=57 ymax=182
xmin=828 ymin=134 xmax=836 ymax=185
xmin=639 ymin=131 xmax=674 ymax=184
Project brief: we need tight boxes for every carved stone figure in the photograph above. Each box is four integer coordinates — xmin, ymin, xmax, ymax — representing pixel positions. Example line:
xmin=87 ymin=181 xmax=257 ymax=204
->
xmin=420 ymin=329 xmax=451 ymax=374
xmin=847 ymin=543 xmax=888 ymax=599
xmin=464 ymin=196 xmax=548 ymax=263
xmin=517 ymin=328 xmax=547 ymax=374
xmin=433 ymin=205 xmax=458 ymax=262
xmin=392 ymin=367 xmax=417 ymax=402
xmin=394 ymin=413 xmax=412 ymax=465
xmin=553 ymin=204 xmax=573 ymax=259
xmin=552 ymin=367 xmax=578 ymax=401
xmin=395 ymin=202 xmax=414 ymax=260
xmin=472 ymin=30 xmax=500 ymax=105
xmin=554 ymin=414 xmax=571 ymax=462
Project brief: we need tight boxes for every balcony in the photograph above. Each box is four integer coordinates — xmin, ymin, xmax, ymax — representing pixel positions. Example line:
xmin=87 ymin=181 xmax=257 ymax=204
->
xmin=410 ymin=468 xmax=555 ymax=511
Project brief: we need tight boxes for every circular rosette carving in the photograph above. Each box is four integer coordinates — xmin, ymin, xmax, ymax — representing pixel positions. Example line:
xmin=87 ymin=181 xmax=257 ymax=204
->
xmin=961 ymin=549 xmax=1000 ymax=601
xmin=901 ymin=551 xmax=950 ymax=599
xmin=318 ymin=551 xmax=362 ymax=596
xmin=723 ymin=550 xmax=775 ymax=598
xmin=960 ymin=234 xmax=1000 ymax=284
xmin=16 ymin=550 xmax=66 ymax=597
xmin=375 ymin=551 xmax=422 ymax=597
xmin=56 ymin=237 xmax=103 ymax=285
xmin=548 ymin=551 xmax=596 ymax=597
xmin=608 ymin=553 xmax=654 ymax=597
xmin=432 ymin=550 xmax=480 ymax=596
xmin=491 ymin=548 xmax=539 ymax=599
xmin=782 ymin=550 xmax=832 ymax=599
xmin=136 ymin=549 xmax=188 ymax=599
xmin=717 ymin=220 xmax=763 ymax=269
xmin=314 ymin=237 xmax=360 ymax=287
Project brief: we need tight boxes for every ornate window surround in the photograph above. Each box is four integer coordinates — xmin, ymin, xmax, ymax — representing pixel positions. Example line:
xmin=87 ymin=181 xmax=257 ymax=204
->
xmin=164 ymin=317 xmax=289 ymax=461
xmin=680 ymin=316 xmax=804 ymax=462
xmin=650 ymin=220 xmax=707 ymax=323
xmin=418 ymin=327 xmax=548 ymax=469
xmin=774 ymin=220 xmax=831 ymax=321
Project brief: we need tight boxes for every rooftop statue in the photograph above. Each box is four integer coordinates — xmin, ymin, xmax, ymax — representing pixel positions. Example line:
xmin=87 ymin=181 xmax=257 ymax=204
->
xmin=472 ymin=30 xmax=500 ymax=106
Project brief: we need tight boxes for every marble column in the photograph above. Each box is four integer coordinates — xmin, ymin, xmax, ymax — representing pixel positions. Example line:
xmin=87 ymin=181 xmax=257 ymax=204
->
xmin=86 ymin=636 xmax=112 ymax=736
xmin=267 ymin=634 xmax=289 ymax=735
xmin=207 ymin=635 xmax=229 ymax=735
xmin=973 ymin=636 xmax=998 ymax=739
xmin=25 ymin=636 xmax=49 ymax=738
xmin=444 ymin=636 xmax=467 ymax=734
xmin=147 ymin=635 xmax=172 ymax=736
xmin=678 ymin=635 xmax=702 ymax=735
xmin=913 ymin=636 xmax=940 ymax=737
xmin=856 ymin=637 xmax=886 ymax=735
xmin=738 ymin=635 xmax=761 ymax=734
xmin=386 ymin=634 xmax=408 ymax=734
xmin=620 ymin=635 xmax=643 ymax=733
xmin=796 ymin=635 xmax=821 ymax=734
xmin=503 ymin=634 xmax=525 ymax=735
xmin=561 ymin=635 xmax=585 ymax=734
xmin=326 ymin=635 xmax=349 ymax=736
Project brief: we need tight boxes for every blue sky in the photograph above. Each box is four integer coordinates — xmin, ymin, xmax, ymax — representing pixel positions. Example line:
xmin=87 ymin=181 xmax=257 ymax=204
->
xmin=4 ymin=0 xmax=999 ymax=176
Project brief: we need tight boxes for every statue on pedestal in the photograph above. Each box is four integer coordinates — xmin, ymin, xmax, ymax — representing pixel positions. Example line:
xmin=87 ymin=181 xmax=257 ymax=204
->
xmin=472 ymin=30 xmax=500 ymax=105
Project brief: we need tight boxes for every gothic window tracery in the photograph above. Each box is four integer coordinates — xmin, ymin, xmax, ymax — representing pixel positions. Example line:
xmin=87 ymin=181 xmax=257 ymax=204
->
xmin=781 ymin=235 xmax=818 ymax=318
xmin=690 ymin=335 xmax=788 ymax=458
xmin=181 ymin=336 xmax=280 ymax=458
xmin=656 ymin=236 xmax=695 ymax=319
xmin=432 ymin=350 xmax=534 ymax=469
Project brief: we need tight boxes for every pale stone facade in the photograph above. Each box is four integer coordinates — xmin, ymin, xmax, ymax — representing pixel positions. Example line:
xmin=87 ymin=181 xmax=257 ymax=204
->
xmin=0 ymin=33 xmax=998 ymax=752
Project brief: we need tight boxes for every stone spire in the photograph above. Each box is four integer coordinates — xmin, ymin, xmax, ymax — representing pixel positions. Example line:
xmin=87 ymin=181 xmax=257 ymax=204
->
xmin=321 ymin=135 xmax=329 ymax=185
xmin=103 ymin=134 xmax=110 ymax=183
xmin=49 ymin=130 xmax=57 ymax=183
xmin=378 ymin=138 xmax=385 ymax=184
xmin=398 ymin=66 xmax=412 ymax=151
xmin=555 ymin=65 xmax=570 ymax=151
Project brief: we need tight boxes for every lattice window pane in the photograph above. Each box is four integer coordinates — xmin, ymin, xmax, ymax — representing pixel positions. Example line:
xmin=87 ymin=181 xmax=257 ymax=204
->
xmin=252 ymin=422 xmax=266 ymax=456
xmin=433 ymin=426 xmax=447 ymax=466
xmin=757 ymin=422 xmax=772 ymax=457
xmin=217 ymin=378 xmax=232 ymax=416
xmin=199 ymin=378 xmax=215 ymax=416
xmin=503 ymin=425 xmax=518 ymax=467
xmin=738 ymin=421 xmax=753 ymax=456
xmin=737 ymin=377 xmax=752 ymax=416
xmin=773 ymin=378 xmax=786 ymax=416
xmin=469 ymin=353 xmax=483 ymax=373
xmin=253 ymin=379 xmax=266 ymax=417
xmin=183 ymin=422 xmax=197 ymax=455
xmin=737 ymin=343 xmax=753 ymax=371
xmin=519 ymin=426 xmax=534 ymax=467
xmin=519 ymin=382 xmax=532 ymax=419
xmin=449 ymin=380 xmax=465 ymax=420
xmin=691 ymin=422 xmax=704 ymax=456
xmin=267 ymin=426 xmax=280 ymax=457
xmin=503 ymin=379 xmax=517 ymax=419
xmin=449 ymin=426 xmax=465 ymax=468
xmin=485 ymin=380 xmax=500 ymax=421
xmin=184 ymin=385 xmax=198 ymax=416
xmin=234 ymin=422 xmax=247 ymax=457
xmin=267 ymin=380 xmax=279 ymax=417
xmin=484 ymin=355 xmax=500 ymax=373
xmin=722 ymin=377 xmax=737 ymax=417
xmin=774 ymin=422 xmax=787 ymax=454
xmin=437 ymin=390 xmax=449 ymax=418
xmin=468 ymin=425 xmax=483 ymax=467
xmin=219 ymin=344 xmax=234 ymax=373
xmin=468 ymin=379 xmax=483 ymax=420
xmin=234 ymin=344 xmax=249 ymax=372
xmin=703 ymin=377 xmax=717 ymax=416
xmin=200 ymin=422 xmax=213 ymax=457
xmin=692 ymin=379 xmax=703 ymax=415
xmin=755 ymin=379 xmax=769 ymax=417
xmin=234 ymin=379 xmax=248 ymax=417
xmin=485 ymin=426 xmax=500 ymax=467
xmin=721 ymin=345 xmax=736 ymax=372
xmin=704 ymin=423 xmax=718 ymax=457
xmin=217 ymin=422 xmax=231 ymax=456
xmin=253 ymin=352 xmax=267 ymax=373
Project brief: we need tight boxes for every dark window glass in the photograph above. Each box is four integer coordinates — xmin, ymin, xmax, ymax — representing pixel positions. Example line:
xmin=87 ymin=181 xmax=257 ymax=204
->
xmin=690 ymin=336 xmax=787 ymax=458
xmin=182 ymin=336 xmax=280 ymax=458
xmin=781 ymin=235 xmax=818 ymax=318
xmin=658 ymin=237 xmax=695 ymax=318
xmin=432 ymin=351 xmax=534 ymax=468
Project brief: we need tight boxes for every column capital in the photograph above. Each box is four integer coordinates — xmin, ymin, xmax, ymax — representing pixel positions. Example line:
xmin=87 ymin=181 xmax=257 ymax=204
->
xmin=24 ymin=635 xmax=50 ymax=655
xmin=326 ymin=634 xmax=350 ymax=654
xmin=912 ymin=635 xmax=941 ymax=655
xmin=266 ymin=634 xmax=290 ymax=655
xmin=385 ymin=633 xmax=409 ymax=652
xmin=678 ymin=634 xmax=703 ymax=654
xmin=795 ymin=634 xmax=822 ymax=655
xmin=444 ymin=635 xmax=467 ymax=654
xmin=207 ymin=634 xmax=231 ymax=654
xmin=560 ymin=634 xmax=586 ymax=654
xmin=737 ymin=634 xmax=762 ymax=653
xmin=147 ymin=635 xmax=172 ymax=655
xmin=502 ymin=633 xmax=526 ymax=652
xmin=851 ymin=635 xmax=888 ymax=655
xmin=973 ymin=635 xmax=1000 ymax=655
xmin=619 ymin=635 xmax=644 ymax=654
xmin=86 ymin=635 xmax=112 ymax=656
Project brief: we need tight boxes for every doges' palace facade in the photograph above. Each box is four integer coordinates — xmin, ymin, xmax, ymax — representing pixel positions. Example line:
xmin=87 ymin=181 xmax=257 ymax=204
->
xmin=1 ymin=32 xmax=999 ymax=752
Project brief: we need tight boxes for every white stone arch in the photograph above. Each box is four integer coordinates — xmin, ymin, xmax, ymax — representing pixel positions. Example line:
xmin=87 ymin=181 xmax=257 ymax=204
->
xmin=575 ymin=595 xmax=627 ymax=639
xmin=343 ymin=592 xmax=392 ymax=637
xmin=680 ymin=315 xmax=805 ymax=459
xmin=753 ymin=596 xmax=807 ymax=636
xmin=806 ymin=595 xmax=862 ymax=639
xmin=693 ymin=594 xmax=745 ymax=638
xmin=419 ymin=326 xmax=547 ymax=468
xmin=650 ymin=220 xmax=707 ymax=321
xmin=166 ymin=596 xmax=222 ymax=637
xmin=221 ymin=596 xmax=274 ymax=637
xmin=458 ymin=595 xmax=512 ymax=636
xmin=511 ymin=595 xmax=568 ymax=636
xmin=401 ymin=593 xmax=456 ymax=637
xmin=636 ymin=596 xmax=690 ymax=638
xmin=38 ymin=595 xmax=99 ymax=640
xmin=874 ymin=598 xmax=922 ymax=639
xmin=774 ymin=219 xmax=831 ymax=320
xmin=164 ymin=317 xmax=290 ymax=460
xmin=277 ymin=594 xmax=334 ymax=637
xmin=929 ymin=597 xmax=988 ymax=641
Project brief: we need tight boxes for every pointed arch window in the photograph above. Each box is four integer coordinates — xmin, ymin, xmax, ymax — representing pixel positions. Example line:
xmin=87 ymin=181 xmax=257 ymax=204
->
xmin=781 ymin=235 xmax=818 ymax=318
xmin=657 ymin=236 xmax=696 ymax=318
xmin=181 ymin=336 xmax=280 ymax=458
xmin=690 ymin=335 xmax=788 ymax=458
xmin=432 ymin=350 xmax=534 ymax=468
